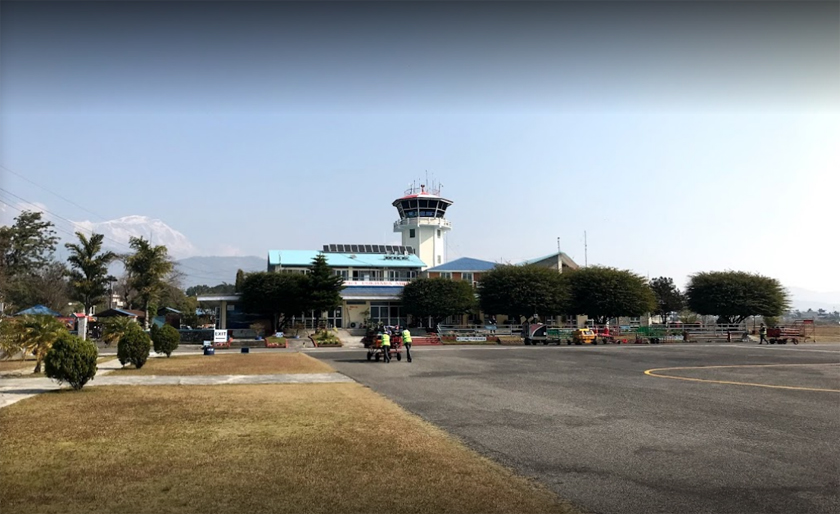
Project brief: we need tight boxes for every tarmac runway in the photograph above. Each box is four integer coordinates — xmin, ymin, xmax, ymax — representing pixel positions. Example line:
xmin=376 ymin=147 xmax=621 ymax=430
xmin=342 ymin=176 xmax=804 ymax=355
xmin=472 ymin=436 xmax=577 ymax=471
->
xmin=314 ymin=343 xmax=840 ymax=514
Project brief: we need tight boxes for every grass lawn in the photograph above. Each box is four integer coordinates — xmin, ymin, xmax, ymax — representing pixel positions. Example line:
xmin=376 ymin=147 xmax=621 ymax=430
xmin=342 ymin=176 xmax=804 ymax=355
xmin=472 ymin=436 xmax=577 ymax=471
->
xmin=0 ymin=384 xmax=578 ymax=514
xmin=113 ymin=352 xmax=334 ymax=376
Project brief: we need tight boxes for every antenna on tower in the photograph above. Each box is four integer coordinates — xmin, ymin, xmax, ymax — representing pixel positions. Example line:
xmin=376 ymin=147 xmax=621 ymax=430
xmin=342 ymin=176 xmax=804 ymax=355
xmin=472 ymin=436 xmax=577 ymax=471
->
xmin=584 ymin=231 xmax=588 ymax=267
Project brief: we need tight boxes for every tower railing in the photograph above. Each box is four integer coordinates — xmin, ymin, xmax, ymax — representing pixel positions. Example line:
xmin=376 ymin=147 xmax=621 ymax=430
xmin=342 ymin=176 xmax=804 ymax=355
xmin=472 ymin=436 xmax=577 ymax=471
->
xmin=394 ymin=218 xmax=452 ymax=230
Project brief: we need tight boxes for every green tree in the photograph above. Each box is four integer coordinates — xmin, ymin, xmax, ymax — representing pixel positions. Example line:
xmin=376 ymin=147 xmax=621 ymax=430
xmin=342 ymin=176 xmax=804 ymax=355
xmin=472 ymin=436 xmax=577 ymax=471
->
xmin=0 ymin=211 xmax=66 ymax=313
xmin=185 ymin=283 xmax=236 ymax=297
xmin=401 ymin=278 xmax=476 ymax=326
xmin=240 ymin=272 xmax=311 ymax=332
xmin=235 ymin=269 xmax=245 ymax=291
xmin=117 ymin=323 xmax=151 ymax=369
xmin=649 ymin=277 xmax=685 ymax=323
xmin=0 ymin=210 xmax=59 ymax=276
xmin=124 ymin=237 xmax=174 ymax=329
xmin=566 ymin=267 xmax=657 ymax=324
xmin=151 ymin=323 xmax=180 ymax=357
xmin=65 ymin=232 xmax=117 ymax=315
xmin=13 ymin=314 xmax=69 ymax=373
xmin=308 ymin=254 xmax=345 ymax=329
xmin=686 ymin=271 xmax=790 ymax=324
xmin=44 ymin=332 xmax=98 ymax=390
xmin=4 ymin=261 xmax=70 ymax=313
xmin=478 ymin=265 xmax=570 ymax=323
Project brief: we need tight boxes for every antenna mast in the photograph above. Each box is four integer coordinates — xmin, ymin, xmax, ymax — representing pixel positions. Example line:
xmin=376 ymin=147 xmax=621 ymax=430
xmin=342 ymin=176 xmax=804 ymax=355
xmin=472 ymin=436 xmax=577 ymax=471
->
xmin=584 ymin=231 xmax=588 ymax=267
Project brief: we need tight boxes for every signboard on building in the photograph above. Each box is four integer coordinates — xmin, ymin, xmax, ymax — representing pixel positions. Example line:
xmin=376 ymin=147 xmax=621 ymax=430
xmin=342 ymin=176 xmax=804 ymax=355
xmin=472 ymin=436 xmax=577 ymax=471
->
xmin=213 ymin=330 xmax=229 ymax=343
xmin=456 ymin=336 xmax=487 ymax=342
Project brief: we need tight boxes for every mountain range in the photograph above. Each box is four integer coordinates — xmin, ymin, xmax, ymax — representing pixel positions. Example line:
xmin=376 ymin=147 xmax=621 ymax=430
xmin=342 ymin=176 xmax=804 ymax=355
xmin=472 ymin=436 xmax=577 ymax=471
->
xmin=73 ymin=215 xmax=199 ymax=259
xmin=175 ymin=256 xmax=265 ymax=288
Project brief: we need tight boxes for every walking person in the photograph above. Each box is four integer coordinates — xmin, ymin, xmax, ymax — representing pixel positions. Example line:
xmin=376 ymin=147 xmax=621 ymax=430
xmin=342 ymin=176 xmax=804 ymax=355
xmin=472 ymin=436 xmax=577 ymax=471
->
xmin=758 ymin=323 xmax=768 ymax=344
xmin=401 ymin=327 xmax=413 ymax=363
xmin=381 ymin=330 xmax=391 ymax=363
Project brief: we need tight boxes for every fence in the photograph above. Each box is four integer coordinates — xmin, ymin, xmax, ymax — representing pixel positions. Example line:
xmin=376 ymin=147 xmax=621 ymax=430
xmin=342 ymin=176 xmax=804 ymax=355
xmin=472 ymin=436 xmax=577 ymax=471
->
xmin=437 ymin=324 xmax=524 ymax=336
xmin=626 ymin=323 xmax=748 ymax=342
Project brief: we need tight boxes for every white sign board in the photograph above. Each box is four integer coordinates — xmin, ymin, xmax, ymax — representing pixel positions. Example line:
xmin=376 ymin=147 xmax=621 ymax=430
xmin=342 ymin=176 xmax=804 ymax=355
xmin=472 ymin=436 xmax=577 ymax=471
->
xmin=456 ymin=336 xmax=487 ymax=342
xmin=213 ymin=330 xmax=228 ymax=343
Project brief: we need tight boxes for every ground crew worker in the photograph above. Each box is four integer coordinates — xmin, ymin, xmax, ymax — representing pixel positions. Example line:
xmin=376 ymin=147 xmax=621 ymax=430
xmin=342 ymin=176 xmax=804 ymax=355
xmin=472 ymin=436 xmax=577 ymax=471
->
xmin=381 ymin=331 xmax=391 ymax=363
xmin=402 ymin=327 xmax=413 ymax=363
xmin=759 ymin=323 xmax=768 ymax=344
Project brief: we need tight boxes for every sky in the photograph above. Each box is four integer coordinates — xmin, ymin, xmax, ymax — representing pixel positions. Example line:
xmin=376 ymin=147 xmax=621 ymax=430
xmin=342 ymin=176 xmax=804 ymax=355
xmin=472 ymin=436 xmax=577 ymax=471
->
xmin=1 ymin=1 xmax=838 ymax=293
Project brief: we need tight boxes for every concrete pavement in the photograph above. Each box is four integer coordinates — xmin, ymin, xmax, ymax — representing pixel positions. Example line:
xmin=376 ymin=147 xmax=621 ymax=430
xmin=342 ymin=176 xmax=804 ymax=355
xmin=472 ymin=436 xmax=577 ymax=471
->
xmin=0 ymin=355 xmax=352 ymax=409
xmin=314 ymin=343 xmax=840 ymax=514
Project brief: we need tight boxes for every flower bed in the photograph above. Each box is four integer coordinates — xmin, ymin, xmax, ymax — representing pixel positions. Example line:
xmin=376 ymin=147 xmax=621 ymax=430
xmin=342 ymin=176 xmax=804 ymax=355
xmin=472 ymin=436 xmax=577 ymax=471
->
xmin=265 ymin=337 xmax=286 ymax=348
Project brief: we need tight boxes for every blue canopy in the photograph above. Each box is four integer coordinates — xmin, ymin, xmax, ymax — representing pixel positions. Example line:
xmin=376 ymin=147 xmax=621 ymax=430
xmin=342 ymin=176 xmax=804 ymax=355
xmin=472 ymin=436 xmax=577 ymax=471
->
xmin=15 ymin=304 xmax=61 ymax=316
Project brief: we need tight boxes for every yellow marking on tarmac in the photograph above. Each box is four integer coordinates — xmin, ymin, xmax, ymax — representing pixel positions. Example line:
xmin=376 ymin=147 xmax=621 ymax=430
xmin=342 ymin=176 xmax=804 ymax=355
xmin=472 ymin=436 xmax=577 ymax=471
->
xmin=644 ymin=363 xmax=840 ymax=393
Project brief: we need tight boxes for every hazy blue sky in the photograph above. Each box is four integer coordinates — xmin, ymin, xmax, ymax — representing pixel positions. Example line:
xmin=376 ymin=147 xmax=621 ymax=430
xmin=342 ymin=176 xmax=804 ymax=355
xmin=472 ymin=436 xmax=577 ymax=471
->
xmin=1 ymin=1 xmax=838 ymax=292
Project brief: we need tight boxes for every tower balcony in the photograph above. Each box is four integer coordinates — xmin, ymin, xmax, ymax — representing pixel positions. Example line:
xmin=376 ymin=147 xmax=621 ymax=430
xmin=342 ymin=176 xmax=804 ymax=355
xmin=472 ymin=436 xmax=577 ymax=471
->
xmin=393 ymin=217 xmax=452 ymax=232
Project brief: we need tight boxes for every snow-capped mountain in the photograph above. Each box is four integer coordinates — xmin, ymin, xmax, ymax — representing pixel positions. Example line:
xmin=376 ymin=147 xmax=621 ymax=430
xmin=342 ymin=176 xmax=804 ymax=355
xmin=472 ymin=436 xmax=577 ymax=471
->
xmin=72 ymin=215 xmax=199 ymax=259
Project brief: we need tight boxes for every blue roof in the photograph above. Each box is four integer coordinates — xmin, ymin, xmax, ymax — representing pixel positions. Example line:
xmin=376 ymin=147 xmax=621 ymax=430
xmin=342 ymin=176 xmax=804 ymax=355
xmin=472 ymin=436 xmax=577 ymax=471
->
xmin=426 ymin=257 xmax=498 ymax=272
xmin=14 ymin=304 xmax=61 ymax=316
xmin=268 ymin=250 xmax=425 ymax=269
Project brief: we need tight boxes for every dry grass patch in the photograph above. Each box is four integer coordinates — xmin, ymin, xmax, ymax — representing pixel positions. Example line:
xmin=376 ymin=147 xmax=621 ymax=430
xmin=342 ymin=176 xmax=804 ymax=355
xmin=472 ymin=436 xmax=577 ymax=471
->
xmin=113 ymin=352 xmax=333 ymax=376
xmin=0 ymin=384 xmax=579 ymax=514
xmin=1 ymin=357 xmax=113 ymax=378
xmin=813 ymin=324 xmax=840 ymax=342
xmin=0 ymin=357 xmax=37 ymax=373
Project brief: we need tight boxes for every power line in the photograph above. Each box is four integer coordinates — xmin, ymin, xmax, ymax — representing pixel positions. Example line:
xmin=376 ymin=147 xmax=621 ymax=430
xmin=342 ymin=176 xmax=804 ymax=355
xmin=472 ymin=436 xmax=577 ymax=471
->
xmin=0 ymin=189 xmax=233 ymax=283
xmin=0 ymin=164 xmax=112 ymax=222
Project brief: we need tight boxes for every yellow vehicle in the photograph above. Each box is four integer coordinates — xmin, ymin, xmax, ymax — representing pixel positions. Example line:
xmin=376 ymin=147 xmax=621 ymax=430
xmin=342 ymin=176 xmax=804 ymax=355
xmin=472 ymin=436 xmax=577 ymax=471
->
xmin=572 ymin=328 xmax=597 ymax=345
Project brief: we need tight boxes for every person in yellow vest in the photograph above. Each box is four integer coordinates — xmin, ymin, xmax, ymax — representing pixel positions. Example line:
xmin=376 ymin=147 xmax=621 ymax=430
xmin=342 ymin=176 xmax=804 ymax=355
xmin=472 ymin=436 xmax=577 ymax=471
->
xmin=380 ymin=331 xmax=391 ymax=363
xmin=401 ymin=327 xmax=413 ymax=363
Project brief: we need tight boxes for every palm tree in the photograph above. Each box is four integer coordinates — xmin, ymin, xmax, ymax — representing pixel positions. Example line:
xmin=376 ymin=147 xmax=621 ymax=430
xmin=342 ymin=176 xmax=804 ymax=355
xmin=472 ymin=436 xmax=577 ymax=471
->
xmin=101 ymin=316 xmax=135 ymax=347
xmin=0 ymin=318 xmax=25 ymax=361
xmin=15 ymin=315 xmax=68 ymax=373
xmin=124 ymin=237 xmax=174 ymax=329
xmin=65 ymin=232 xmax=117 ymax=315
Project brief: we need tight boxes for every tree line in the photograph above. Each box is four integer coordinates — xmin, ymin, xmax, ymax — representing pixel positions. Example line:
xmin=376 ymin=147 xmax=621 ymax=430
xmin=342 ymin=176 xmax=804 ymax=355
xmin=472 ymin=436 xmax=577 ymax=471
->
xmin=400 ymin=266 xmax=789 ymax=326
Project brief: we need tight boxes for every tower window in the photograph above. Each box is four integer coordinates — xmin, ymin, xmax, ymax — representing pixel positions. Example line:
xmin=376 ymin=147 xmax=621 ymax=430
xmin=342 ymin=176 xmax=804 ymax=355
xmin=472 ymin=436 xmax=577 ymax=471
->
xmin=437 ymin=230 xmax=441 ymax=238
xmin=409 ymin=229 xmax=415 ymax=238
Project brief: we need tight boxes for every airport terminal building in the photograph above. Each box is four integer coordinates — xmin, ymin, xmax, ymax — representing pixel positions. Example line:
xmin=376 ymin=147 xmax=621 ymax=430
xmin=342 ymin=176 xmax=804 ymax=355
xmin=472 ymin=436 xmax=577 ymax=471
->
xmin=199 ymin=184 xmax=579 ymax=330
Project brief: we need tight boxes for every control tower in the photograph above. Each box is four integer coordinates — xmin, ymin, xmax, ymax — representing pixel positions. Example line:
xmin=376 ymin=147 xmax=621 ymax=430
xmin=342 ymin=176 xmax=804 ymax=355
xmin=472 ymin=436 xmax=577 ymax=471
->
xmin=392 ymin=182 xmax=453 ymax=269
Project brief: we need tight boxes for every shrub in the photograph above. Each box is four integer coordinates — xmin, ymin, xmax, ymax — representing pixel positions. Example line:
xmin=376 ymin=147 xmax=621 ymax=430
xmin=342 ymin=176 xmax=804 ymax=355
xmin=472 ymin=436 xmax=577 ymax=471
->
xmin=151 ymin=324 xmax=180 ymax=357
xmin=44 ymin=332 xmax=98 ymax=390
xmin=313 ymin=329 xmax=342 ymax=346
xmin=117 ymin=324 xmax=151 ymax=369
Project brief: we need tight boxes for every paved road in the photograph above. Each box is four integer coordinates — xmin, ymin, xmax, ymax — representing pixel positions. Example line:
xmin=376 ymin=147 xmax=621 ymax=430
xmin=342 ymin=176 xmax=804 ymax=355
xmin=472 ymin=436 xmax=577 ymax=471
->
xmin=314 ymin=344 xmax=840 ymax=514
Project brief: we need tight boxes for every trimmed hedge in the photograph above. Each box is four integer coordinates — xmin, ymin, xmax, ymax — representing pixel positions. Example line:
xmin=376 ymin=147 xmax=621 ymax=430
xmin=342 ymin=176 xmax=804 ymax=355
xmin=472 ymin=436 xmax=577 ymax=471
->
xmin=44 ymin=332 xmax=98 ymax=390
xmin=118 ymin=324 xmax=151 ymax=369
xmin=151 ymin=324 xmax=180 ymax=357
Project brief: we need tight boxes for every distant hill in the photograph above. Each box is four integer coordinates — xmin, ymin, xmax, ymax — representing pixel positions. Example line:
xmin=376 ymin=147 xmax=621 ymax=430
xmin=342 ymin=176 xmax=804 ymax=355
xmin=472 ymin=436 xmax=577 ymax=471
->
xmin=788 ymin=287 xmax=840 ymax=312
xmin=175 ymin=256 xmax=266 ymax=289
